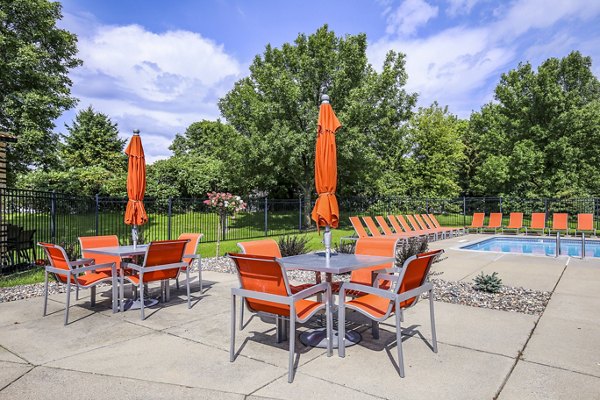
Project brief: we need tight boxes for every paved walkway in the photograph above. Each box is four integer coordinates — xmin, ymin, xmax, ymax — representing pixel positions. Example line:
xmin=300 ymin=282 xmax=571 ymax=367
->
xmin=1 ymin=234 xmax=599 ymax=399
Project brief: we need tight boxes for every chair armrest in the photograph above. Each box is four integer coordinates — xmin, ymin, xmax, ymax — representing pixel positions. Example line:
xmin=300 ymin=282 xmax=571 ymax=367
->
xmin=184 ymin=254 xmax=200 ymax=259
xmin=69 ymin=258 xmax=94 ymax=267
xmin=291 ymin=282 xmax=328 ymax=301
xmin=122 ymin=262 xmax=141 ymax=272
xmin=231 ymin=287 xmax=292 ymax=305
xmin=139 ymin=262 xmax=188 ymax=273
xmin=340 ymin=282 xmax=396 ymax=300
xmin=395 ymin=282 xmax=433 ymax=303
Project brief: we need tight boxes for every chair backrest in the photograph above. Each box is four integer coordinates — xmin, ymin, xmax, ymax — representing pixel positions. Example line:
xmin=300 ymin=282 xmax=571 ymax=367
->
xmin=79 ymin=235 xmax=121 ymax=267
xmin=428 ymin=214 xmax=442 ymax=228
xmin=237 ymin=238 xmax=282 ymax=257
xmin=405 ymin=215 xmax=424 ymax=232
xmin=530 ymin=213 xmax=546 ymax=229
xmin=487 ymin=213 xmax=503 ymax=228
xmin=413 ymin=215 xmax=431 ymax=230
xmin=470 ymin=213 xmax=485 ymax=228
xmin=353 ymin=237 xmax=399 ymax=286
xmin=420 ymin=214 xmax=435 ymax=229
xmin=229 ymin=253 xmax=292 ymax=316
xmin=507 ymin=213 xmax=523 ymax=228
xmin=178 ymin=233 xmax=203 ymax=264
xmin=395 ymin=215 xmax=414 ymax=232
xmin=37 ymin=242 xmax=71 ymax=283
xmin=552 ymin=213 xmax=568 ymax=230
xmin=387 ymin=215 xmax=404 ymax=233
xmin=142 ymin=240 xmax=188 ymax=281
xmin=394 ymin=249 xmax=443 ymax=309
xmin=577 ymin=213 xmax=594 ymax=231
xmin=362 ymin=216 xmax=382 ymax=236
xmin=349 ymin=216 xmax=370 ymax=238
xmin=375 ymin=216 xmax=394 ymax=235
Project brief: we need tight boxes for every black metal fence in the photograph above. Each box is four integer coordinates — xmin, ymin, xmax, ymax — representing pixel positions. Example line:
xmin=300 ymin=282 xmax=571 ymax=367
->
xmin=2 ymin=188 xmax=600 ymax=273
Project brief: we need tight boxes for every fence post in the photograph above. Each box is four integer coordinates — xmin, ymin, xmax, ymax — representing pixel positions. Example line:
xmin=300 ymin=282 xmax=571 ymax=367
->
xmin=463 ymin=196 xmax=466 ymax=226
xmin=95 ymin=194 xmax=99 ymax=236
xmin=544 ymin=198 xmax=549 ymax=218
xmin=167 ymin=197 xmax=172 ymax=240
xmin=50 ymin=190 xmax=57 ymax=243
xmin=499 ymin=197 xmax=503 ymax=213
xmin=298 ymin=196 xmax=302 ymax=231
xmin=264 ymin=197 xmax=268 ymax=236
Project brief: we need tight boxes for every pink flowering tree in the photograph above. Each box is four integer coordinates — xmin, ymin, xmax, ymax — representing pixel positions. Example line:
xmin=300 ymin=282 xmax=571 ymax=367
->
xmin=203 ymin=192 xmax=246 ymax=256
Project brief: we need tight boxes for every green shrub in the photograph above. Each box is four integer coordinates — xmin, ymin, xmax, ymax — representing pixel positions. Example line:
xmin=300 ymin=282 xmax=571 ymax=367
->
xmin=396 ymin=237 xmax=429 ymax=266
xmin=278 ymin=235 xmax=310 ymax=257
xmin=335 ymin=240 xmax=356 ymax=254
xmin=473 ymin=272 xmax=503 ymax=293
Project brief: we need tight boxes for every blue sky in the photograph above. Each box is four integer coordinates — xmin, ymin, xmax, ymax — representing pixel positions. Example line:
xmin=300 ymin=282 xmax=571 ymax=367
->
xmin=56 ymin=0 xmax=600 ymax=163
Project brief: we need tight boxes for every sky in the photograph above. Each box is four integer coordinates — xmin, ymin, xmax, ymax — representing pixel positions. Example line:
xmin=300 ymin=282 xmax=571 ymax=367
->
xmin=56 ymin=0 xmax=600 ymax=163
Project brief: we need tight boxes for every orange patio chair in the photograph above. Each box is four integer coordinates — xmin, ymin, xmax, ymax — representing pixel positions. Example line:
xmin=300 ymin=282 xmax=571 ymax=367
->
xmin=575 ymin=213 xmax=596 ymax=236
xmin=527 ymin=213 xmax=547 ymax=235
xmin=375 ymin=216 xmax=415 ymax=238
xmin=79 ymin=235 xmax=123 ymax=300
xmin=467 ymin=213 xmax=485 ymax=233
xmin=349 ymin=216 xmax=370 ymax=238
xmin=38 ymin=242 xmax=117 ymax=325
xmin=421 ymin=214 xmax=456 ymax=238
xmin=406 ymin=215 xmax=439 ymax=240
xmin=483 ymin=212 xmax=503 ymax=234
xmin=428 ymin=214 xmax=465 ymax=236
xmin=228 ymin=253 xmax=331 ymax=383
xmin=549 ymin=213 xmax=569 ymax=236
xmin=395 ymin=215 xmax=432 ymax=240
xmin=361 ymin=216 xmax=383 ymax=237
xmin=122 ymin=239 xmax=189 ymax=320
xmin=176 ymin=233 xmax=204 ymax=307
xmin=387 ymin=215 xmax=405 ymax=234
xmin=236 ymin=239 xmax=315 ymax=332
xmin=337 ymin=248 xmax=444 ymax=377
xmin=501 ymin=213 xmax=523 ymax=234
xmin=414 ymin=214 xmax=450 ymax=239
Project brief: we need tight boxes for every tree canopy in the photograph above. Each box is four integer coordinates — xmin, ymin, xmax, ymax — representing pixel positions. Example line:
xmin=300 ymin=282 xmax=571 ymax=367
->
xmin=0 ymin=0 xmax=81 ymax=181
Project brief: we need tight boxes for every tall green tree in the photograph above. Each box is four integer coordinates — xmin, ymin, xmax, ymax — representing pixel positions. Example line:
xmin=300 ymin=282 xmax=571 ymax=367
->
xmin=405 ymin=104 xmax=466 ymax=197
xmin=62 ymin=106 xmax=127 ymax=171
xmin=0 ymin=0 xmax=81 ymax=180
xmin=466 ymin=51 xmax=600 ymax=197
xmin=219 ymin=25 xmax=416 ymax=216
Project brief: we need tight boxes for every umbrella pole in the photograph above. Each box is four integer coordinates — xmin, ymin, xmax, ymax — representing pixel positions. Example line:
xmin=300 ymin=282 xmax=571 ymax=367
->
xmin=132 ymin=225 xmax=138 ymax=249
xmin=324 ymin=225 xmax=331 ymax=266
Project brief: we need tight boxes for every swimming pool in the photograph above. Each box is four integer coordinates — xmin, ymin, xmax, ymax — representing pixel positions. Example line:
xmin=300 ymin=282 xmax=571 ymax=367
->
xmin=460 ymin=237 xmax=600 ymax=258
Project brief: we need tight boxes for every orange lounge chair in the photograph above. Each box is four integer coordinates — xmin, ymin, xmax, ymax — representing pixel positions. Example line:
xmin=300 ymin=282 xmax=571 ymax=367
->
xmin=575 ymin=213 xmax=596 ymax=236
xmin=421 ymin=214 xmax=458 ymax=238
xmin=467 ymin=213 xmax=485 ymax=233
xmin=415 ymin=214 xmax=451 ymax=239
xmin=428 ymin=214 xmax=465 ymax=236
xmin=374 ymin=216 xmax=415 ymax=238
xmin=483 ymin=213 xmax=503 ymax=234
xmin=406 ymin=215 xmax=439 ymax=240
xmin=122 ymin=239 xmax=190 ymax=320
xmin=388 ymin=215 xmax=406 ymax=234
xmin=395 ymin=215 xmax=433 ymax=240
xmin=502 ymin=213 xmax=523 ymax=234
xmin=549 ymin=213 xmax=569 ymax=235
xmin=361 ymin=216 xmax=383 ymax=237
xmin=349 ymin=216 xmax=371 ymax=238
xmin=38 ymin=242 xmax=117 ymax=325
xmin=337 ymin=248 xmax=444 ymax=377
xmin=228 ymin=253 xmax=331 ymax=383
xmin=527 ymin=213 xmax=547 ymax=235
xmin=176 ymin=233 xmax=204 ymax=306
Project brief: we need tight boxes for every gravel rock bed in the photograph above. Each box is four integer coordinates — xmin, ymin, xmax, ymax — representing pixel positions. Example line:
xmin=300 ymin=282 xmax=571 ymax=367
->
xmin=0 ymin=256 xmax=551 ymax=315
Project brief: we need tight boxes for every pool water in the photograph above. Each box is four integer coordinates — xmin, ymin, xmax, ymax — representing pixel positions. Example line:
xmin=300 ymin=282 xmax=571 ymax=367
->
xmin=461 ymin=237 xmax=600 ymax=258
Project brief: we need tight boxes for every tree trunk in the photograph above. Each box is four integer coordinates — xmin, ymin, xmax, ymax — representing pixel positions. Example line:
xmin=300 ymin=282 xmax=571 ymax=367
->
xmin=302 ymin=185 xmax=312 ymax=228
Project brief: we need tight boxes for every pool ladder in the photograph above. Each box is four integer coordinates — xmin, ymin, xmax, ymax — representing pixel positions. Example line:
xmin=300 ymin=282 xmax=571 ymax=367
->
xmin=555 ymin=231 xmax=586 ymax=259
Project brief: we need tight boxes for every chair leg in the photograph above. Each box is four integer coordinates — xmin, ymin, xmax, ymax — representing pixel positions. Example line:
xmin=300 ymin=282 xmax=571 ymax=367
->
xmin=139 ymin=281 xmax=145 ymax=320
xmin=326 ymin=288 xmax=333 ymax=357
xmin=64 ymin=280 xmax=71 ymax=326
xmin=176 ymin=276 xmax=179 ymax=290
xmin=371 ymin=320 xmax=380 ymax=339
xmin=230 ymin=294 xmax=236 ymax=362
xmin=186 ymin=268 xmax=191 ymax=309
xmin=396 ymin=309 xmax=405 ymax=378
xmin=288 ymin=312 xmax=296 ymax=383
xmin=43 ymin=270 xmax=49 ymax=317
xmin=75 ymin=284 xmax=79 ymax=301
xmin=239 ymin=297 xmax=245 ymax=330
xmin=198 ymin=260 xmax=203 ymax=294
xmin=338 ymin=294 xmax=346 ymax=358
xmin=90 ymin=286 xmax=96 ymax=307
xmin=429 ymin=290 xmax=438 ymax=353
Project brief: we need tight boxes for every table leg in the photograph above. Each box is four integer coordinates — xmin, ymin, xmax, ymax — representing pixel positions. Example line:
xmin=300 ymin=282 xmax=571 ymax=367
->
xmin=119 ymin=263 xmax=125 ymax=313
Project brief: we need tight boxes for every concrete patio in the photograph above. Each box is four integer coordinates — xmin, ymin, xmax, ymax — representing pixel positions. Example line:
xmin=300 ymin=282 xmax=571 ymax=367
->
xmin=1 ymin=234 xmax=599 ymax=399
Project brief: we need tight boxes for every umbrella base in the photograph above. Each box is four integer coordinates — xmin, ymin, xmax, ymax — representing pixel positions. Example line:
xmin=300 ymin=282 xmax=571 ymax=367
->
xmin=299 ymin=327 xmax=361 ymax=348
xmin=122 ymin=298 xmax=159 ymax=311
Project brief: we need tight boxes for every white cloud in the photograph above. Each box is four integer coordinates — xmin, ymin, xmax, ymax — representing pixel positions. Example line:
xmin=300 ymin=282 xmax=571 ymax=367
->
xmin=58 ymin=12 xmax=243 ymax=163
xmin=446 ymin=0 xmax=480 ymax=16
xmin=370 ymin=0 xmax=600 ymax=117
xmin=385 ymin=0 xmax=439 ymax=36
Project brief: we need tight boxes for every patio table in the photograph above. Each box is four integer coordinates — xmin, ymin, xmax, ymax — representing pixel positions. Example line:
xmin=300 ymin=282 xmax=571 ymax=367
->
xmin=84 ymin=245 xmax=154 ymax=312
xmin=279 ymin=252 xmax=395 ymax=348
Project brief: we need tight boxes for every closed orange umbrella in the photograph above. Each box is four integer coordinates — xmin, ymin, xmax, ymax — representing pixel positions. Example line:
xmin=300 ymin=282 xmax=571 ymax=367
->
xmin=311 ymin=94 xmax=341 ymax=262
xmin=124 ymin=130 xmax=148 ymax=246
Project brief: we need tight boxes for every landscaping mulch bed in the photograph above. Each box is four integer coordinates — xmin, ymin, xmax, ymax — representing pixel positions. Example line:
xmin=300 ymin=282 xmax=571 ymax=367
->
xmin=0 ymin=256 xmax=551 ymax=315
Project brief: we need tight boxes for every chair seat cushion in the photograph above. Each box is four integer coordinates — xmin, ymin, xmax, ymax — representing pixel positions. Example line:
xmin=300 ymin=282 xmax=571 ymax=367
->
xmin=75 ymin=272 xmax=112 ymax=287
xmin=331 ymin=280 xmax=390 ymax=296
xmin=247 ymin=298 xmax=323 ymax=320
xmin=346 ymin=293 xmax=392 ymax=319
